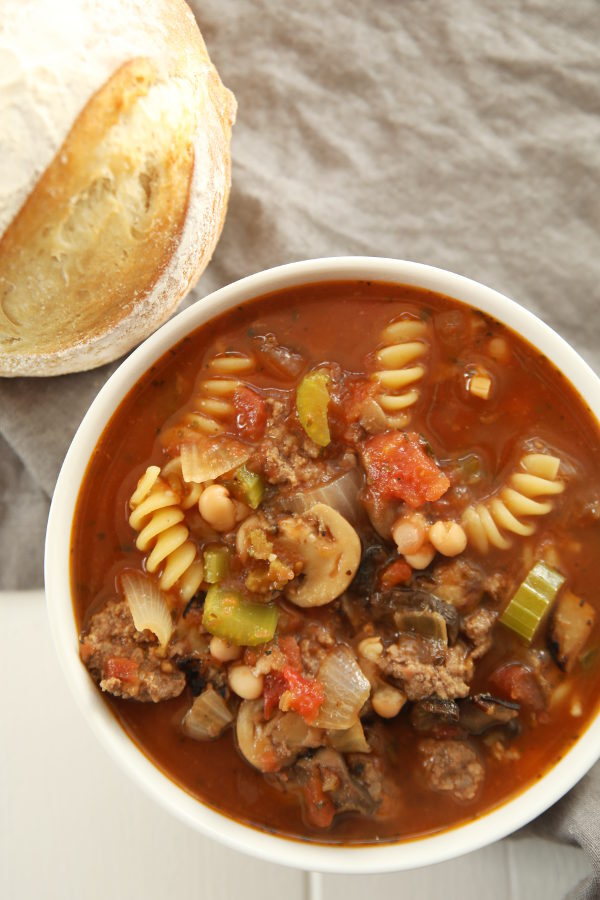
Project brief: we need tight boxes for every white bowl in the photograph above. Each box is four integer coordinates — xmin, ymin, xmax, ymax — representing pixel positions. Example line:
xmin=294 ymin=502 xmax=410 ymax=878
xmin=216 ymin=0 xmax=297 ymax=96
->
xmin=45 ymin=257 xmax=600 ymax=874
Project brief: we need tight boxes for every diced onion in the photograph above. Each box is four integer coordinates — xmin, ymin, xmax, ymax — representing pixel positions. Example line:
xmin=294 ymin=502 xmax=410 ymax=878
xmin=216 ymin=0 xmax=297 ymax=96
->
xmin=327 ymin=719 xmax=371 ymax=753
xmin=274 ymin=710 xmax=321 ymax=750
xmin=120 ymin=570 xmax=173 ymax=649
xmin=288 ymin=468 xmax=363 ymax=523
xmin=316 ymin=646 xmax=371 ymax=730
xmin=180 ymin=437 xmax=250 ymax=484
xmin=182 ymin=686 xmax=233 ymax=741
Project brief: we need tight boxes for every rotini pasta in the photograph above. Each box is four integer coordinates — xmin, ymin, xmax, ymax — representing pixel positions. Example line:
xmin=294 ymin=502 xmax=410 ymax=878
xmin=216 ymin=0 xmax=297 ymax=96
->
xmin=188 ymin=351 xmax=256 ymax=436
xmin=372 ymin=318 xmax=428 ymax=428
xmin=129 ymin=465 xmax=204 ymax=601
xmin=161 ymin=456 xmax=204 ymax=509
xmin=160 ymin=351 xmax=256 ymax=445
xmin=462 ymin=453 xmax=565 ymax=553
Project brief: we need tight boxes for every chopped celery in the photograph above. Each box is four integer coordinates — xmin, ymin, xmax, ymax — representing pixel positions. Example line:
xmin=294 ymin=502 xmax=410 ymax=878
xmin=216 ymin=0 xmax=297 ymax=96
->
xmin=296 ymin=371 xmax=331 ymax=447
xmin=202 ymin=585 xmax=278 ymax=646
xmin=500 ymin=561 xmax=565 ymax=643
xmin=203 ymin=546 xmax=230 ymax=584
xmin=234 ymin=465 xmax=265 ymax=509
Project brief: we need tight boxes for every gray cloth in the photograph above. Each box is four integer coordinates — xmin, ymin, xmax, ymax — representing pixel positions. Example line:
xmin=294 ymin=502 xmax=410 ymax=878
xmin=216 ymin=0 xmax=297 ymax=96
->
xmin=1 ymin=0 xmax=599 ymax=892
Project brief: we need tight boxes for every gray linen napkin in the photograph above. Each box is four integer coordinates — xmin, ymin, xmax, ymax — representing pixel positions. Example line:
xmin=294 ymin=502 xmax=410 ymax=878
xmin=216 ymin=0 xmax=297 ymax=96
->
xmin=1 ymin=0 xmax=598 ymax=892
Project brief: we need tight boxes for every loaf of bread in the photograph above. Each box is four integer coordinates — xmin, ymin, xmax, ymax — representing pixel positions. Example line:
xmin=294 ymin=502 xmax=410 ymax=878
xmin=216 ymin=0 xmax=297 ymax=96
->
xmin=0 ymin=0 xmax=236 ymax=376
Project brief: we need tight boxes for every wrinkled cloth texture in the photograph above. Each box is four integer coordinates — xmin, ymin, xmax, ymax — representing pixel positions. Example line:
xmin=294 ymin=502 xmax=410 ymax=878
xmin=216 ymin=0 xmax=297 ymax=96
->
xmin=1 ymin=0 xmax=599 ymax=894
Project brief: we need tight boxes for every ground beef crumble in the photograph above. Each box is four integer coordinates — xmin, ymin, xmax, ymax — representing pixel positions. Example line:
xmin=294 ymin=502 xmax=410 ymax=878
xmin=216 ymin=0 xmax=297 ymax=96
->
xmin=418 ymin=738 xmax=484 ymax=802
xmin=377 ymin=635 xmax=474 ymax=700
xmin=462 ymin=608 xmax=498 ymax=660
xmin=80 ymin=599 xmax=185 ymax=702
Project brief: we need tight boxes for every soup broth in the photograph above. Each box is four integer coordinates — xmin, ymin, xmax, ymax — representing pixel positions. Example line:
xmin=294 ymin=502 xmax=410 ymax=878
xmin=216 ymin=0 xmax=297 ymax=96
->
xmin=72 ymin=280 xmax=600 ymax=842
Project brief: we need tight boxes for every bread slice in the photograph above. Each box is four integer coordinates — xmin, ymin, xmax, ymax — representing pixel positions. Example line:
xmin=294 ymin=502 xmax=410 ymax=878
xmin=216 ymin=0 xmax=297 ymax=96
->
xmin=0 ymin=0 xmax=236 ymax=376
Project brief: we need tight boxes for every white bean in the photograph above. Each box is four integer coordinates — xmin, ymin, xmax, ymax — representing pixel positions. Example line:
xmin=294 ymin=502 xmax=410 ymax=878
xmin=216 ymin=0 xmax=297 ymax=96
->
xmin=199 ymin=484 xmax=237 ymax=532
xmin=372 ymin=686 xmax=406 ymax=718
xmin=404 ymin=542 xmax=436 ymax=569
xmin=429 ymin=520 xmax=467 ymax=557
xmin=358 ymin=636 xmax=383 ymax=661
xmin=210 ymin=636 xmax=242 ymax=662
xmin=391 ymin=513 xmax=426 ymax=555
xmin=228 ymin=664 xmax=264 ymax=700
xmin=488 ymin=336 xmax=510 ymax=363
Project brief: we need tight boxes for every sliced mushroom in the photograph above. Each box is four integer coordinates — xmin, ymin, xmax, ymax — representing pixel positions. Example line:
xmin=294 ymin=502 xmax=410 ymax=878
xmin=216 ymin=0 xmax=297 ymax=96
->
xmin=296 ymin=748 xmax=378 ymax=817
xmin=235 ymin=513 xmax=270 ymax=562
xmin=410 ymin=698 xmax=460 ymax=733
xmin=235 ymin=699 xmax=323 ymax=772
xmin=280 ymin=503 xmax=361 ymax=608
xmin=391 ymin=590 xmax=459 ymax=644
xmin=395 ymin=608 xmax=448 ymax=643
xmin=548 ymin=590 xmax=596 ymax=673
xmin=458 ymin=694 xmax=520 ymax=735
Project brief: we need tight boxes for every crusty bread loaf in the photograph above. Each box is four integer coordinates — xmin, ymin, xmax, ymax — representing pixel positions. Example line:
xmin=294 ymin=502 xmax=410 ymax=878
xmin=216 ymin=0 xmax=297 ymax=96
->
xmin=0 ymin=0 xmax=236 ymax=376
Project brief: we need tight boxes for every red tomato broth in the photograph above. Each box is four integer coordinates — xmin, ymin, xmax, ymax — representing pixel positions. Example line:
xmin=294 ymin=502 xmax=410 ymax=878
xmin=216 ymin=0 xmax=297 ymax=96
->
xmin=71 ymin=280 xmax=600 ymax=843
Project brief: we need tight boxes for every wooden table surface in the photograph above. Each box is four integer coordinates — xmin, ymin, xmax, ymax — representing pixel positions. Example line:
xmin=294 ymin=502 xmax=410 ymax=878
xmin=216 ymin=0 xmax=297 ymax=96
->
xmin=1 ymin=590 xmax=591 ymax=900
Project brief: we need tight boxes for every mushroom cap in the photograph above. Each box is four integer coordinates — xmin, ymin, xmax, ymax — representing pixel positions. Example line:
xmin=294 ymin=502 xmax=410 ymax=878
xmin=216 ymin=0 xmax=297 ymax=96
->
xmin=281 ymin=503 xmax=362 ymax=608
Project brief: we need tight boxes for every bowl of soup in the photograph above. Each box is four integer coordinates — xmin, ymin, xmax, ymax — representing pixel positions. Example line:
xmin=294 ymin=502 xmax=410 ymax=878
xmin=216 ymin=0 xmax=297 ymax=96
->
xmin=45 ymin=257 xmax=600 ymax=873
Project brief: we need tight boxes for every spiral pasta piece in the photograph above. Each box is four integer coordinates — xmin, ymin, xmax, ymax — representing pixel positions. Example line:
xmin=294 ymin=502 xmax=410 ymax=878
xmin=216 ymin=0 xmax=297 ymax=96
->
xmin=129 ymin=466 xmax=204 ymax=601
xmin=187 ymin=352 xmax=256 ymax=436
xmin=461 ymin=453 xmax=565 ymax=553
xmin=372 ymin=318 xmax=428 ymax=429
xmin=160 ymin=351 xmax=256 ymax=446
xmin=161 ymin=456 xmax=204 ymax=509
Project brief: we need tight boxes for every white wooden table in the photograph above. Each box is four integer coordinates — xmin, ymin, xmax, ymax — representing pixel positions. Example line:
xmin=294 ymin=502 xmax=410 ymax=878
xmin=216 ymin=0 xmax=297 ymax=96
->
xmin=1 ymin=590 xmax=591 ymax=900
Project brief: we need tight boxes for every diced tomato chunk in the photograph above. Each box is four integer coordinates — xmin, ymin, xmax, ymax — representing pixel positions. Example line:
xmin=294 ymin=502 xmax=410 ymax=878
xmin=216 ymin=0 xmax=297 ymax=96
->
xmin=379 ymin=558 xmax=412 ymax=589
xmin=489 ymin=664 xmax=546 ymax=711
xmin=279 ymin=635 xmax=302 ymax=671
xmin=263 ymin=671 xmax=287 ymax=720
xmin=303 ymin=769 xmax=336 ymax=829
xmin=263 ymin=663 xmax=324 ymax=722
xmin=361 ymin=431 xmax=450 ymax=508
xmin=105 ymin=657 xmax=139 ymax=684
xmin=282 ymin=667 xmax=325 ymax=723
xmin=342 ymin=378 xmax=379 ymax=425
xmin=233 ymin=386 xmax=267 ymax=441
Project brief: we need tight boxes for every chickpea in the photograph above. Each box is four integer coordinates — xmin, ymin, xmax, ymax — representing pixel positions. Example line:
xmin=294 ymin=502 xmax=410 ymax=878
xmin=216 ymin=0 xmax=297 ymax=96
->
xmin=488 ymin=336 xmax=510 ymax=363
xmin=358 ymin=636 xmax=383 ymax=661
xmin=391 ymin=513 xmax=426 ymax=555
xmin=228 ymin=664 xmax=264 ymax=700
xmin=372 ymin=686 xmax=406 ymax=719
xmin=429 ymin=520 xmax=467 ymax=557
xmin=404 ymin=542 xmax=436 ymax=569
xmin=210 ymin=635 xmax=242 ymax=663
xmin=199 ymin=484 xmax=237 ymax=532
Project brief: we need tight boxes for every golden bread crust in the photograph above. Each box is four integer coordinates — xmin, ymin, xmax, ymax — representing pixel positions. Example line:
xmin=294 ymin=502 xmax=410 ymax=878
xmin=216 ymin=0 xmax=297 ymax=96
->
xmin=0 ymin=0 xmax=235 ymax=376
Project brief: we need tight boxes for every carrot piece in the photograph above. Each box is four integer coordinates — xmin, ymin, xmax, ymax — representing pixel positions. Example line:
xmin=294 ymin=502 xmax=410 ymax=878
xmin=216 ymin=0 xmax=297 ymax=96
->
xmin=379 ymin=558 xmax=412 ymax=589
